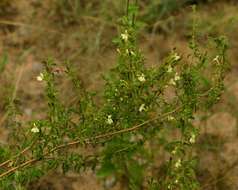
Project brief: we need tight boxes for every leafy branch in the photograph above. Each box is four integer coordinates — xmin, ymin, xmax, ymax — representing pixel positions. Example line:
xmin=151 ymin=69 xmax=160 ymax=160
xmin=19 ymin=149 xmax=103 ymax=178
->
xmin=0 ymin=106 xmax=181 ymax=179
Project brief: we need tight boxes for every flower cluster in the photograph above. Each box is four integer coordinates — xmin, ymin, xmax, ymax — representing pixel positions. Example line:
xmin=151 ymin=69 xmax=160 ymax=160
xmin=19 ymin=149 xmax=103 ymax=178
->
xmin=31 ymin=123 xmax=39 ymax=133
xmin=137 ymin=73 xmax=146 ymax=82
xmin=106 ymin=115 xmax=113 ymax=125
xmin=36 ymin=73 xmax=44 ymax=81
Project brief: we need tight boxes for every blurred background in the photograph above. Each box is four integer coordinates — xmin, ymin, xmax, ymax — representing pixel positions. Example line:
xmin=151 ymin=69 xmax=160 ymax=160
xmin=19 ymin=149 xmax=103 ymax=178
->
xmin=0 ymin=0 xmax=238 ymax=189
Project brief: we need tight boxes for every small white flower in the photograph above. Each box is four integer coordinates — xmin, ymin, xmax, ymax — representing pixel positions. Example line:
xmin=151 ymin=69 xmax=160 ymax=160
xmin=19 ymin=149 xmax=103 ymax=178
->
xmin=213 ymin=55 xmax=220 ymax=64
xmin=172 ymin=149 xmax=177 ymax=155
xmin=106 ymin=115 xmax=113 ymax=125
xmin=36 ymin=73 xmax=44 ymax=81
xmin=116 ymin=48 xmax=121 ymax=54
xmin=138 ymin=73 xmax=146 ymax=82
xmin=173 ymin=53 xmax=181 ymax=61
xmin=124 ymin=49 xmax=135 ymax=56
xmin=169 ymin=78 xmax=176 ymax=86
xmin=175 ymin=179 xmax=179 ymax=184
xmin=189 ymin=133 xmax=196 ymax=144
xmin=121 ymin=30 xmax=129 ymax=42
xmin=31 ymin=127 xmax=39 ymax=133
xmin=167 ymin=65 xmax=173 ymax=73
xmin=172 ymin=145 xmax=178 ymax=155
xmin=169 ymin=73 xmax=180 ymax=86
xmin=175 ymin=159 xmax=182 ymax=168
xmin=130 ymin=50 xmax=136 ymax=56
xmin=139 ymin=104 xmax=146 ymax=112
xmin=174 ymin=73 xmax=180 ymax=81
xmin=167 ymin=116 xmax=175 ymax=121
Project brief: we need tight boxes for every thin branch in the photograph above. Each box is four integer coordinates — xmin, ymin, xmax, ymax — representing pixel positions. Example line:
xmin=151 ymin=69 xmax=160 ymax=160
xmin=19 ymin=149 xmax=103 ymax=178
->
xmin=0 ymin=140 xmax=37 ymax=168
xmin=0 ymin=106 xmax=181 ymax=179
xmin=0 ymin=158 xmax=38 ymax=179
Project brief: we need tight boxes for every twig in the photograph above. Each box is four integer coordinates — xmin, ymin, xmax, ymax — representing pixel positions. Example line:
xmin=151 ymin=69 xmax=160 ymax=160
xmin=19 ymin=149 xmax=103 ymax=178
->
xmin=0 ymin=158 xmax=38 ymax=179
xmin=0 ymin=106 xmax=180 ymax=179
xmin=0 ymin=140 xmax=37 ymax=168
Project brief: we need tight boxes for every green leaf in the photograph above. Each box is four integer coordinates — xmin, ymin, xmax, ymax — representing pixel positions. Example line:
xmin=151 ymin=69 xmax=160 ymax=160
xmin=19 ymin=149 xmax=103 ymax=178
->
xmin=128 ymin=161 xmax=144 ymax=189
xmin=0 ymin=53 xmax=8 ymax=73
xmin=97 ymin=160 xmax=116 ymax=178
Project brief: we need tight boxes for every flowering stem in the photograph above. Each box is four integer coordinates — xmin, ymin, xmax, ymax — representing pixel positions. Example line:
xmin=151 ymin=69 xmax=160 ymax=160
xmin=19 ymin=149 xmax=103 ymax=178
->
xmin=0 ymin=106 xmax=181 ymax=179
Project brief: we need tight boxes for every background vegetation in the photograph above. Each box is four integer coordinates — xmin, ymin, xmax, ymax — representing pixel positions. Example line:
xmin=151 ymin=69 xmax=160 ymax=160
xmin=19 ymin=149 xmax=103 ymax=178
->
xmin=0 ymin=0 xmax=238 ymax=189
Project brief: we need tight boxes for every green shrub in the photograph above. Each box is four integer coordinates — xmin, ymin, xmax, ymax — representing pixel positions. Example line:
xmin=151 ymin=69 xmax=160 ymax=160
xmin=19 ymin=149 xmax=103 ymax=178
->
xmin=0 ymin=2 xmax=229 ymax=190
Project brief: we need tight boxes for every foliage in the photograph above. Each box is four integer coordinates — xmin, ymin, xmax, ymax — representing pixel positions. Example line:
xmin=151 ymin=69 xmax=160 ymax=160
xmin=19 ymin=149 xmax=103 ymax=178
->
xmin=0 ymin=2 xmax=229 ymax=190
xmin=49 ymin=0 xmax=216 ymax=27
